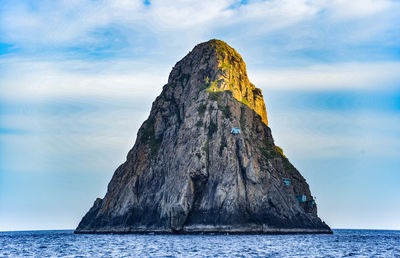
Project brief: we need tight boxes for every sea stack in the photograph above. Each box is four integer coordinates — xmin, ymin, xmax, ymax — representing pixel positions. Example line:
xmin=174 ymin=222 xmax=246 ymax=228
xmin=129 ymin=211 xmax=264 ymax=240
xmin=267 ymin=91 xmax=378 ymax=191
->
xmin=75 ymin=39 xmax=332 ymax=234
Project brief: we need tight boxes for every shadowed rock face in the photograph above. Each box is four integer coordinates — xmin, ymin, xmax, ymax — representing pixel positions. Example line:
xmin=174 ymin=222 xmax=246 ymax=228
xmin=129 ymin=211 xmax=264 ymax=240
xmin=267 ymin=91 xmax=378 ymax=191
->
xmin=75 ymin=39 xmax=331 ymax=234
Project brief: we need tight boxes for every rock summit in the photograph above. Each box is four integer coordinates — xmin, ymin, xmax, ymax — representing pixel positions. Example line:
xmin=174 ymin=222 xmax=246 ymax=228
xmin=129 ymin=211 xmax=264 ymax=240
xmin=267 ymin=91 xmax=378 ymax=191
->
xmin=75 ymin=39 xmax=332 ymax=234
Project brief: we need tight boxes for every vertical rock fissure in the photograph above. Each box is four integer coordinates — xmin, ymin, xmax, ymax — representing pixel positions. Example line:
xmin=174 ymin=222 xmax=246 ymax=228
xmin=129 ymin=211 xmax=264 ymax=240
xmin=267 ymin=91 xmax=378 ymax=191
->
xmin=235 ymin=137 xmax=251 ymax=220
xmin=185 ymin=170 xmax=208 ymax=228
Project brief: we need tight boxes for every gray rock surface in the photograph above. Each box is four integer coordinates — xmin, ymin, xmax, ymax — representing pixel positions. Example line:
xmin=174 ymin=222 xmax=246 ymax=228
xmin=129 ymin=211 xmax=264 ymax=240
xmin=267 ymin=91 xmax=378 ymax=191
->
xmin=75 ymin=39 xmax=331 ymax=234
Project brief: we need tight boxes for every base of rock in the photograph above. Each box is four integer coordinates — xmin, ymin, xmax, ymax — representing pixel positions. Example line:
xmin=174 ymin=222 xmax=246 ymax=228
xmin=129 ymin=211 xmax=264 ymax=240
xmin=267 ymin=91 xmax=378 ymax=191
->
xmin=74 ymin=225 xmax=333 ymax=235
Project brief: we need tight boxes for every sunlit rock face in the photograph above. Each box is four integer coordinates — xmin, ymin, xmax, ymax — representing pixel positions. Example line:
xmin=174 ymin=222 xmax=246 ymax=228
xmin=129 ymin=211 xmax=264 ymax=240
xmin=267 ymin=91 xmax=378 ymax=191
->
xmin=75 ymin=39 xmax=331 ymax=234
xmin=168 ymin=39 xmax=268 ymax=126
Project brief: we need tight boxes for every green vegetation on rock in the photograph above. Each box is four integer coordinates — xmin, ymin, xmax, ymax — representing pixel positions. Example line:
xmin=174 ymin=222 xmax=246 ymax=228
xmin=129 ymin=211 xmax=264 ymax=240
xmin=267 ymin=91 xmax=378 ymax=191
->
xmin=221 ymin=62 xmax=232 ymax=71
xmin=201 ymin=140 xmax=209 ymax=159
xmin=257 ymin=146 xmax=278 ymax=160
xmin=140 ymin=117 xmax=163 ymax=159
xmin=209 ymin=39 xmax=242 ymax=62
xmin=208 ymin=120 xmax=218 ymax=137
xmin=240 ymin=96 xmax=249 ymax=106
xmin=282 ymin=157 xmax=295 ymax=171
xmin=197 ymin=103 xmax=207 ymax=117
xmin=209 ymin=91 xmax=223 ymax=101
xmin=275 ymin=146 xmax=287 ymax=158
xmin=218 ymin=104 xmax=231 ymax=118
xmin=205 ymin=80 xmax=222 ymax=93
xmin=196 ymin=120 xmax=203 ymax=127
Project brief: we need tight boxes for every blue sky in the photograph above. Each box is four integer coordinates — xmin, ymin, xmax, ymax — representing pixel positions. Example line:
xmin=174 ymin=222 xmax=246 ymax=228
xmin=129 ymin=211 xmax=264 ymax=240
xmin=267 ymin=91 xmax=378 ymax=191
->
xmin=1 ymin=0 xmax=400 ymax=231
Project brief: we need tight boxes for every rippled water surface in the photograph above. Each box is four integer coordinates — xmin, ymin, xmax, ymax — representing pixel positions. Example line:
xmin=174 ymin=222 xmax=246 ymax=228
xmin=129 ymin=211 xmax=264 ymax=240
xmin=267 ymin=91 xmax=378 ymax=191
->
xmin=1 ymin=229 xmax=399 ymax=257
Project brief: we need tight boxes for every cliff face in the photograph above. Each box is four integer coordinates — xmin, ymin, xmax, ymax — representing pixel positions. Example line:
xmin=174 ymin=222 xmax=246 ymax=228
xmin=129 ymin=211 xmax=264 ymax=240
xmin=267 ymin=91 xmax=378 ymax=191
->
xmin=75 ymin=39 xmax=331 ymax=234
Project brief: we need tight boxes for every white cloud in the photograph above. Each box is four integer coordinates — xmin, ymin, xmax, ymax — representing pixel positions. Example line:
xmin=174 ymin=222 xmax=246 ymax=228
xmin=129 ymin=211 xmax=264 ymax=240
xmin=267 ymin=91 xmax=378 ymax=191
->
xmin=2 ymin=0 xmax=399 ymax=47
xmin=228 ymin=0 xmax=320 ymax=33
xmin=0 ymin=58 xmax=169 ymax=101
xmin=269 ymin=109 xmax=400 ymax=159
xmin=149 ymin=0 xmax=234 ymax=30
xmin=2 ymin=58 xmax=399 ymax=105
xmin=327 ymin=0 xmax=392 ymax=20
xmin=250 ymin=62 xmax=400 ymax=90
xmin=0 ymin=0 xmax=145 ymax=45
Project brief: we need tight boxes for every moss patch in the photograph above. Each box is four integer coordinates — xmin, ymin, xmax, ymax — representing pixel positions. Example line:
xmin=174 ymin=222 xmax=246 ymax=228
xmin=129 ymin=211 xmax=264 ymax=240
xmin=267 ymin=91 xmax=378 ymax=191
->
xmin=197 ymin=103 xmax=207 ymax=117
xmin=240 ymin=96 xmax=249 ymax=106
xmin=275 ymin=146 xmax=287 ymax=158
xmin=196 ymin=152 xmax=201 ymax=159
xmin=218 ymin=104 xmax=231 ymax=118
xmin=140 ymin=117 xmax=163 ymax=159
xmin=202 ymin=140 xmax=209 ymax=158
xmin=257 ymin=146 xmax=278 ymax=160
xmin=205 ymin=80 xmax=222 ymax=93
xmin=208 ymin=119 xmax=218 ymax=138
xmin=221 ymin=62 xmax=232 ymax=71
xmin=209 ymin=92 xmax=222 ymax=101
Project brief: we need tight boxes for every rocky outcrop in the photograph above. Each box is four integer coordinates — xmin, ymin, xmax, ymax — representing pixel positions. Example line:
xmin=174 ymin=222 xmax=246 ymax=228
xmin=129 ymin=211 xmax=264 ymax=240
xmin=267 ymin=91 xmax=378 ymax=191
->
xmin=75 ymin=39 xmax=331 ymax=234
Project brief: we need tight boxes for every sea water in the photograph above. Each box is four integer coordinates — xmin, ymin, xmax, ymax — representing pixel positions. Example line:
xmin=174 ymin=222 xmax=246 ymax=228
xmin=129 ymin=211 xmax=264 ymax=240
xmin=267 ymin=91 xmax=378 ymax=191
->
xmin=1 ymin=229 xmax=399 ymax=257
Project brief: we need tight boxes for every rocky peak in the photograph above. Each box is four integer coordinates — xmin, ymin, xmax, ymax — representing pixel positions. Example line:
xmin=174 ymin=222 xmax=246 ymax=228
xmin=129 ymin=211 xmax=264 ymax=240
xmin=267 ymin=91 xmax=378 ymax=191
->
xmin=168 ymin=39 xmax=268 ymax=126
xmin=75 ymin=39 xmax=331 ymax=234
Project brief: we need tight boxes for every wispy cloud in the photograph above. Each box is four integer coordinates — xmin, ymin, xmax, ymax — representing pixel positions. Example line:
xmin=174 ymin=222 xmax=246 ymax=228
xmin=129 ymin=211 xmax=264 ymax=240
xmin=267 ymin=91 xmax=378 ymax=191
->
xmin=0 ymin=58 xmax=169 ymax=101
xmin=269 ymin=109 xmax=400 ymax=159
xmin=326 ymin=0 xmax=391 ymax=20
xmin=251 ymin=62 xmax=400 ymax=90
xmin=1 ymin=0 xmax=399 ymax=59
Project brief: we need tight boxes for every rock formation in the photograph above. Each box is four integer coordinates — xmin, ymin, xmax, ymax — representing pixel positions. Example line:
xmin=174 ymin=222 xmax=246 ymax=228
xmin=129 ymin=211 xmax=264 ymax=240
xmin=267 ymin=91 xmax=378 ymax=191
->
xmin=75 ymin=39 xmax=331 ymax=234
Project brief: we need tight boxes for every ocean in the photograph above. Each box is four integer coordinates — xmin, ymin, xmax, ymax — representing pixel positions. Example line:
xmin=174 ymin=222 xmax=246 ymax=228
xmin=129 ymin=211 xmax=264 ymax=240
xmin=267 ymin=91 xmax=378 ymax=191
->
xmin=1 ymin=229 xmax=399 ymax=257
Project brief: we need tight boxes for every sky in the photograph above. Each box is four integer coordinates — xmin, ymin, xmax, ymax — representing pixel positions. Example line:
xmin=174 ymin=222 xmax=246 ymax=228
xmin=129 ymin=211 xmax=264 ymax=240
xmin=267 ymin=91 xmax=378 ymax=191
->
xmin=0 ymin=0 xmax=399 ymax=231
